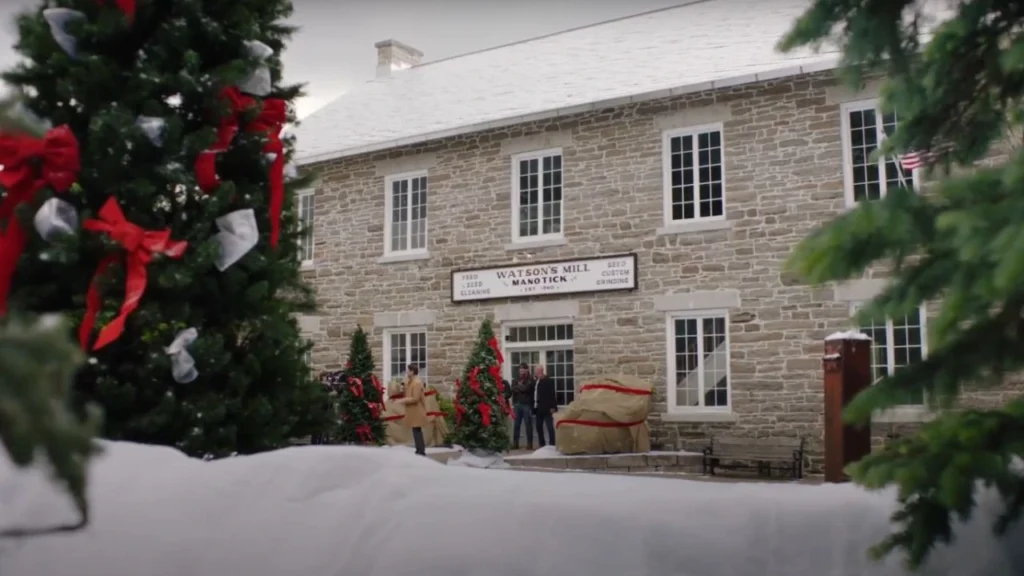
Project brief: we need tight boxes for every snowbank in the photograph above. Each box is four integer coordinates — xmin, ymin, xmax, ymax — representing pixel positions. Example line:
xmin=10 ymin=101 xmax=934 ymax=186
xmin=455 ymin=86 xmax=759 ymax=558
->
xmin=1 ymin=441 xmax=1020 ymax=576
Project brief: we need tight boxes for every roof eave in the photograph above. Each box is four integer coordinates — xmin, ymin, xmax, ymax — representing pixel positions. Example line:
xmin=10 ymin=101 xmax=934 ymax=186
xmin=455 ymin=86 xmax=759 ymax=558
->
xmin=295 ymin=56 xmax=840 ymax=168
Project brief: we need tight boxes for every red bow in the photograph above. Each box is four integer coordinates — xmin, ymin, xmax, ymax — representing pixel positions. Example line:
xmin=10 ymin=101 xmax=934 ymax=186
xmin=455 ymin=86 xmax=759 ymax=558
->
xmin=356 ymin=424 xmax=373 ymax=444
xmin=246 ymin=98 xmax=286 ymax=247
xmin=479 ymin=403 xmax=492 ymax=427
xmin=194 ymin=88 xmax=250 ymax=194
xmin=98 ymin=0 xmax=134 ymax=21
xmin=194 ymin=88 xmax=288 ymax=247
xmin=79 ymin=198 xmax=187 ymax=351
xmin=0 ymin=125 xmax=80 ymax=315
xmin=348 ymin=376 xmax=364 ymax=398
xmin=487 ymin=337 xmax=504 ymax=365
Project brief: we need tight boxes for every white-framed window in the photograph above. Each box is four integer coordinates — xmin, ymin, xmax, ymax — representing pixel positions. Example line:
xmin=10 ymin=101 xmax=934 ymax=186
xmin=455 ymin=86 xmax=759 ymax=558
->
xmin=840 ymin=99 xmax=916 ymax=206
xmin=851 ymin=303 xmax=927 ymax=405
xmin=383 ymin=329 xmax=428 ymax=387
xmin=501 ymin=321 xmax=575 ymax=406
xmin=384 ymin=171 xmax=428 ymax=256
xmin=662 ymin=124 xmax=725 ymax=224
xmin=297 ymin=190 xmax=314 ymax=266
xmin=510 ymin=148 xmax=563 ymax=242
xmin=665 ymin=311 xmax=731 ymax=412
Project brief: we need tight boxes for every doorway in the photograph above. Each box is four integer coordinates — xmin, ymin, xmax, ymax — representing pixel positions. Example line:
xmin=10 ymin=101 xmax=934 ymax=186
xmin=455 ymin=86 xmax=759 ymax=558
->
xmin=503 ymin=322 xmax=576 ymax=407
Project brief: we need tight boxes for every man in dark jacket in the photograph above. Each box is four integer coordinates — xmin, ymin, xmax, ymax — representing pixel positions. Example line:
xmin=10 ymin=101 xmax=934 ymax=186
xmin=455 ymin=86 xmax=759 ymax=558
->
xmin=533 ymin=366 xmax=557 ymax=447
xmin=511 ymin=363 xmax=535 ymax=450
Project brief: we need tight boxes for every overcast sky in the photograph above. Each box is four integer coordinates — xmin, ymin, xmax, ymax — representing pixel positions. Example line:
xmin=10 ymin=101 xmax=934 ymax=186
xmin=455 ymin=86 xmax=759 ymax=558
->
xmin=0 ymin=0 xmax=685 ymax=118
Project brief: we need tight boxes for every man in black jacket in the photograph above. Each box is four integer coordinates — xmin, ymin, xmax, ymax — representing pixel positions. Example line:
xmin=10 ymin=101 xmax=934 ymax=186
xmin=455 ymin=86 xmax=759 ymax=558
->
xmin=533 ymin=366 xmax=557 ymax=447
xmin=511 ymin=363 xmax=535 ymax=450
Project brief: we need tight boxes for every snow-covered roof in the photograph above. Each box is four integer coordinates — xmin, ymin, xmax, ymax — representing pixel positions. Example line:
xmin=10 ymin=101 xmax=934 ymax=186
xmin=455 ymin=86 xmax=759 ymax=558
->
xmin=294 ymin=0 xmax=839 ymax=165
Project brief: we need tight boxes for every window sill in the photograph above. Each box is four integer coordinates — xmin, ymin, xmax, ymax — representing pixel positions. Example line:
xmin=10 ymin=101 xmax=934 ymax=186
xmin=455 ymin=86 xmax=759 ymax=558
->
xmin=503 ymin=237 xmax=567 ymax=252
xmin=873 ymin=407 xmax=933 ymax=424
xmin=378 ymin=252 xmax=430 ymax=264
xmin=656 ymin=219 xmax=733 ymax=236
xmin=299 ymin=261 xmax=315 ymax=271
xmin=661 ymin=411 xmax=738 ymax=423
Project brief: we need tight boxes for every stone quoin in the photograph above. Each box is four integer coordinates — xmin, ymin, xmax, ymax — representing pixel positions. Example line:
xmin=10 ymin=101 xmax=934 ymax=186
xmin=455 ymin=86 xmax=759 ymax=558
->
xmin=290 ymin=0 xmax=1022 ymax=464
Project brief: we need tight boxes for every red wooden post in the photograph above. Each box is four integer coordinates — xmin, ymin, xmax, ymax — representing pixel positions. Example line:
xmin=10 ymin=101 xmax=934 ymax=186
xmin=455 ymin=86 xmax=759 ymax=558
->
xmin=822 ymin=331 xmax=873 ymax=483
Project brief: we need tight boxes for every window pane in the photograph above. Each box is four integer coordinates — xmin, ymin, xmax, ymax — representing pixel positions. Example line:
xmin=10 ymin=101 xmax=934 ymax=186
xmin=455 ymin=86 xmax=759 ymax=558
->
xmin=856 ymin=305 xmax=925 ymax=405
xmin=702 ymin=317 xmax=729 ymax=408
xmin=670 ymin=131 xmax=722 ymax=222
xmin=673 ymin=318 xmax=700 ymax=407
xmin=546 ymin=348 xmax=575 ymax=406
xmin=297 ymin=193 xmax=314 ymax=262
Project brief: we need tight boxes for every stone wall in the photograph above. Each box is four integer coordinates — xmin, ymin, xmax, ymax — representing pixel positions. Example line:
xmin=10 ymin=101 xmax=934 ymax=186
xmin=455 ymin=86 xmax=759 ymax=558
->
xmin=298 ymin=69 xmax=1020 ymax=459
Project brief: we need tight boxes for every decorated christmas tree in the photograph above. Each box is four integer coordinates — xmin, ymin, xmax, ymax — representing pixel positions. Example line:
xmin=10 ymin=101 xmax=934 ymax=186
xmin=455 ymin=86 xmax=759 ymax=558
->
xmin=327 ymin=325 xmax=385 ymax=445
xmin=780 ymin=0 xmax=1024 ymax=568
xmin=450 ymin=319 xmax=511 ymax=453
xmin=0 ymin=0 xmax=332 ymax=458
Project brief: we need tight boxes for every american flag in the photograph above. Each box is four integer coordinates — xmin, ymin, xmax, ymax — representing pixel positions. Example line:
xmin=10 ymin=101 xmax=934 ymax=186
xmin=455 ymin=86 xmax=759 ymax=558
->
xmin=899 ymin=143 xmax=951 ymax=172
xmin=898 ymin=151 xmax=931 ymax=171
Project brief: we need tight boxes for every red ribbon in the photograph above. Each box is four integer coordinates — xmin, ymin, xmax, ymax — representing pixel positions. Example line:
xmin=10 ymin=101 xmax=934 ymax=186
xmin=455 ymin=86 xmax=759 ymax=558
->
xmin=194 ymin=88 xmax=288 ymax=247
xmin=78 ymin=198 xmax=187 ymax=351
xmin=479 ymin=403 xmax=492 ymax=427
xmin=468 ymin=367 xmax=482 ymax=395
xmin=0 ymin=125 xmax=79 ymax=315
xmin=487 ymin=337 xmax=504 ymax=365
xmin=556 ymin=418 xmax=647 ymax=429
xmin=98 ymin=0 xmax=135 ymax=21
xmin=580 ymin=384 xmax=653 ymax=396
xmin=453 ymin=379 xmax=466 ymax=423
xmin=488 ymin=365 xmax=503 ymax=388
xmin=246 ymin=98 xmax=286 ymax=247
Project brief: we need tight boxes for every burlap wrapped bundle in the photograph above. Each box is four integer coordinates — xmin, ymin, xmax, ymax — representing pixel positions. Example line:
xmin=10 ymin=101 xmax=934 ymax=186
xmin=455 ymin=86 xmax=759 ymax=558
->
xmin=555 ymin=375 xmax=653 ymax=455
xmin=423 ymin=389 xmax=449 ymax=446
xmin=381 ymin=382 xmax=449 ymax=447
xmin=381 ymin=380 xmax=411 ymax=446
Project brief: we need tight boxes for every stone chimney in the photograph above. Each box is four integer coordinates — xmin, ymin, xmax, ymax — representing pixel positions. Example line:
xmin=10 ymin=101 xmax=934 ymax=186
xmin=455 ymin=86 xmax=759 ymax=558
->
xmin=374 ymin=39 xmax=423 ymax=78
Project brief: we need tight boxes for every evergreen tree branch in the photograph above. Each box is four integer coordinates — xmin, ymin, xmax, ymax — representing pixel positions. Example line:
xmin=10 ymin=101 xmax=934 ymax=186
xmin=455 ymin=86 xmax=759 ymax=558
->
xmin=0 ymin=315 xmax=100 ymax=539
xmin=782 ymin=0 xmax=1024 ymax=565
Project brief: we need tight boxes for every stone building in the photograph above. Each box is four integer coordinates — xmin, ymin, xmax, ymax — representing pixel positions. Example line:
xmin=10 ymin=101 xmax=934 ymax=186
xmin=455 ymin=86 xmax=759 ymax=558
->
xmin=292 ymin=0 xmax=1015 ymax=454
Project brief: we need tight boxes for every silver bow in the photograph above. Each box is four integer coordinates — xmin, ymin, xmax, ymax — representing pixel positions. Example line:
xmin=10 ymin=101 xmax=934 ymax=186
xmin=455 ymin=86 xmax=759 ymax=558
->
xmin=237 ymin=41 xmax=273 ymax=96
xmin=135 ymin=116 xmax=166 ymax=147
xmin=165 ymin=328 xmax=199 ymax=384
xmin=213 ymin=209 xmax=258 ymax=271
xmin=33 ymin=197 xmax=79 ymax=242
xmin=43 ymin=8 xmax=85 ymax=58
xmin=284 ymin=162 xmax=298 ymax=181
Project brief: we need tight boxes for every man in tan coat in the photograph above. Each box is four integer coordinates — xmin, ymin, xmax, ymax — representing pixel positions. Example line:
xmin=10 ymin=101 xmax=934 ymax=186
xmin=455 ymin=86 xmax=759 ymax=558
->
xmin=400 ymin=364 xmax=428 ymax=456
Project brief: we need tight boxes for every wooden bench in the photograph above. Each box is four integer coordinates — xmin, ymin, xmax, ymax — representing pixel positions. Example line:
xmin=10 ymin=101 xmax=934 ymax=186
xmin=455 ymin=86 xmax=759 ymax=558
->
xmin=702 ymin=436 xmax=805 ymax=480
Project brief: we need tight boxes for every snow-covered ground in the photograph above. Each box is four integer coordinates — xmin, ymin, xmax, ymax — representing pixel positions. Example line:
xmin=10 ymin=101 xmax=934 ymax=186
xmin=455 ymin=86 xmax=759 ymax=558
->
xmin=1 ymin=441 xmax=1021 ymax=576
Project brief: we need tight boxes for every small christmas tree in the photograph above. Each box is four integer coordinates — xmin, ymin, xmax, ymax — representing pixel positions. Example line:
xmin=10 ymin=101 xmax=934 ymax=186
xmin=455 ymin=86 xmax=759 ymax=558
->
xmin=450 ymin=319 xmax=511 ymax=453
xmin=330 ymin=325 xmax=385 ymax=445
